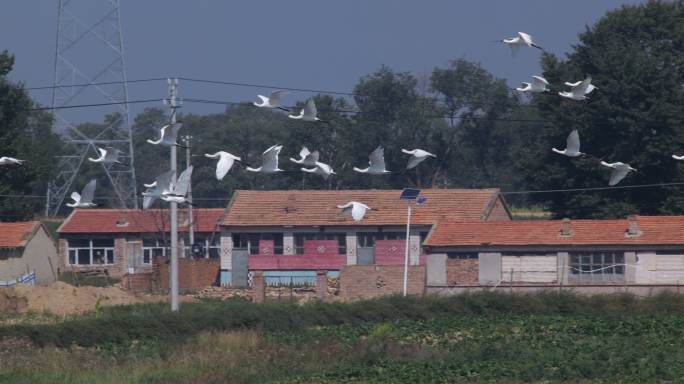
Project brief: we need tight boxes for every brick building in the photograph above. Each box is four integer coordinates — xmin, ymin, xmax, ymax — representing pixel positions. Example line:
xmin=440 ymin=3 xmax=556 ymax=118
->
xmin=57 ymin=208 xmax=224 ymax=278
xmin=219 ymin=189 xmax=510 ymax=286
xmin=0 ymin=221 xmax=58 ymax=285
xmin=423 ymin=215 xmax=684 ymax=290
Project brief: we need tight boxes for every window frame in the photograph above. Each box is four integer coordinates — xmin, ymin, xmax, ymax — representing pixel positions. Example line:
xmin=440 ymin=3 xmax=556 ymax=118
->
xmin=142 ymin=238 xmax=168 ymax=264
xmin=67 ymin=239 xmax=115 ymax=266
xmin=569 ymin=251 xmax=625 ymax=282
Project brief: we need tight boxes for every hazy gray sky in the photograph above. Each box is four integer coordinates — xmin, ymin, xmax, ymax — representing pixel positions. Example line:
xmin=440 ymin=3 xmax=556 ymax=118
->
xmin=1 ymin=1 xmax=643 ymax=122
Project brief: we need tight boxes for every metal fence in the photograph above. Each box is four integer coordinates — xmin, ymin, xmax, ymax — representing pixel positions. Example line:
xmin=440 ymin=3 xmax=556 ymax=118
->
xmin=0 ymin=271 xmax=36 ymax=287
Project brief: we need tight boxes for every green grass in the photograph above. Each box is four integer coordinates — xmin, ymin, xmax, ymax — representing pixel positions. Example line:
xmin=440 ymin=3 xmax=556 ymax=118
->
xmin=1 ymin=292 xmax=684 ymax=383
xmin=57 ymin=272 xmax=121 ymax=287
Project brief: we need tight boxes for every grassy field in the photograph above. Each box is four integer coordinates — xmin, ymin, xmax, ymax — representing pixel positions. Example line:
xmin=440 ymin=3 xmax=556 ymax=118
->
xmin=1 ymin=292 xmax=684 ymax=383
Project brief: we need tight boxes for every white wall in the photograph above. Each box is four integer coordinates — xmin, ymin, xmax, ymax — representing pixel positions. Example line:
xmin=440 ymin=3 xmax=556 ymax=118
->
xmin=501 ymin=255 xmax=557 ymax=283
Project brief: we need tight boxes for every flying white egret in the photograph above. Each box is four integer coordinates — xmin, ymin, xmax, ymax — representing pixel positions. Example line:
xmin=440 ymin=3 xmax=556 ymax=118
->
xmin=552 ymin=130 xmax=584 ymax=157
xmin=600 ymin=161 xmax=637 ymax=186
xmin=559 ymin=76 xmax=597 ymax=100
xmin=337 ymin=201 xmax=371 ymax=222
xmin=401 ymin=148 xmax=436 ymax=169
xmin=142 ymin=169 xmax=175 ymax=209
xmin=205 ymin=151 xmax=241 ymax=180
xmin=353 ymin=146 xmax=391 ymax=174
xmin=0 ymin=157 xmax=24 ymax=165
xmin=289 ymin=147 xmax=319 ymax=166
xmin=88 ymin=147 xmax=122 ymax=164
xmin=147 ymin=122 xmax=183 ymax=146
xmin=66 ymin=179 xmax=97 ymax=208
xmin=498 ymin=32 xmax=544 ymax=56
xmin=161 ymin=166 xmax=194 ymax=204
xmin=301 ymin=161 xmax=335 ymax=180
xmin=516 ymin=76 xmax=549 ymax=93
xmin=253 ymin=90 xmax=289 ymax=111
xmin=246 ymin=145 xmax=283 ymax=173
xmin=673 ymin=155 xmax=684 ymax=161
xmin=288 ymin=99 xmax=325 ymax=122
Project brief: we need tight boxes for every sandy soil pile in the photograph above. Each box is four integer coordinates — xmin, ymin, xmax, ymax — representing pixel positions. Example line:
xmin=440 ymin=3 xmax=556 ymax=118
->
xmin=6 ymin=282 xmax=145 ymax=316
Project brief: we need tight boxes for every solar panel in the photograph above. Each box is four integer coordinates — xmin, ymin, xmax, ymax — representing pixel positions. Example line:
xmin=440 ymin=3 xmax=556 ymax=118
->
xmin=399 ymin=188 xmax=421 ymax=200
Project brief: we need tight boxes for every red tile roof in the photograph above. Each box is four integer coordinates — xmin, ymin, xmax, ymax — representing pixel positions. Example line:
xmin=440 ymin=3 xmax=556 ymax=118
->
xmin=222 ymin=189 xmax=507 ymax=227
xmin=58 ymin=209 xmax=224 ymax=234
xmin=424 ymin=216 xmax=684 ymax=247
xmin=0 ymin=221 xmax=40 ymax=248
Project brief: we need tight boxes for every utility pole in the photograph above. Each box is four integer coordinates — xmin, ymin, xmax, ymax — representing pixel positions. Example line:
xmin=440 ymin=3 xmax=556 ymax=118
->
xmin=402 ymin=203 xmax=412 ymax=297
xmin=183 ymin=135 xmax=194 ymax=251
xmin=164 ymin=79 xmax=181 ymax=312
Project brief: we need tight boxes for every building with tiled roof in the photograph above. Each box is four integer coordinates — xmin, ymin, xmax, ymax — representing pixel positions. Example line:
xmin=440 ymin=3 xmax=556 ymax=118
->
xmin=220 ymin=188 xmax=510 ymax=286
xmin=57 ymin=208 xmax=224 ymax=278
xmin=0 ymin=221 xmax=57 ymax=285
xmin=423 ymin=215 xmax=684 ymax=289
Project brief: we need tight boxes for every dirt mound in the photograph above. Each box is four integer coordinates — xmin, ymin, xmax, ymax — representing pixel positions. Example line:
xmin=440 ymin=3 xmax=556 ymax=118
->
xmin=5 ymin=282 xmax=145 ymax=316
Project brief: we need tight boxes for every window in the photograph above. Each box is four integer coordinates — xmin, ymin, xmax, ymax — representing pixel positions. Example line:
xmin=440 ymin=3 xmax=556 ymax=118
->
xmin=142 ymin=238 xmax=168 ymax=264
xmin=232 ymin=233 xmax=283 ymax=255
xmin=357 ymin=232 xmax=405 ymax=247
xmin=294 ymin=233 xmax=346 ymax=254
xmin=184 ymin=235 xmax=221 ymax=259
xmin=67 ymin=239 xmax=115 ymax=266
xmin=569 ymin=252 xmax=624 ymax=281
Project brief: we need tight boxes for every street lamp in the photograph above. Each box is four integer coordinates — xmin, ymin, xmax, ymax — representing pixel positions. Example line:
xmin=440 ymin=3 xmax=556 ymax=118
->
xmin=399 ymin=188 xmax=424 ymax=296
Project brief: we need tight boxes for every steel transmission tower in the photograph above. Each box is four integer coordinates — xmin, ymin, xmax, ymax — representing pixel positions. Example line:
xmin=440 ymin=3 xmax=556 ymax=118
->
xmin=47 ymin=0 xmax=137 ymax=216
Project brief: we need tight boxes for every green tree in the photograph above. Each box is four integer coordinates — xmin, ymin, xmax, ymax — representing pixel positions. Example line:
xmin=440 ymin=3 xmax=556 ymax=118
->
xmin=0 ymin=50 xmax=63 ymax=220
xmin=520 ymin=0 xmax=684 ymax=218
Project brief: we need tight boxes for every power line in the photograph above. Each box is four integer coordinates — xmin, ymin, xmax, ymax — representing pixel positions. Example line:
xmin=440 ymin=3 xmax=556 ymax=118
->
xmin=24 ymin=77 xmax=167 ymax=91
xmin=178 ymin=77 xmax=358 ymax=97
xmin=25 ymin=98 xmax=162 ymax=112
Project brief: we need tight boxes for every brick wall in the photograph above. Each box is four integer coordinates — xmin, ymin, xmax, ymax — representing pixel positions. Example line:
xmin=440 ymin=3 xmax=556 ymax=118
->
xmin=446 ymin=258 xmax=479 ymax=285
xmin=156 ymin=256 xmax=220 ymax=291
xmin=339 ymin=265 xmax=425 ymax=299
xmin=122 ymin=272 xmax=155 ymax=292
xmin=375 ymin=240 xmax=405 ymax=265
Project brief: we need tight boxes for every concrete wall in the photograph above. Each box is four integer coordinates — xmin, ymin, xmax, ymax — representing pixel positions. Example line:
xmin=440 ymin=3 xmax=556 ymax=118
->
xmin=501 ymin=255 xmax=557 ymax=284
xmin=426 ymin=253 xmax=446 ymax=286
xmin=635 ymin=251 xmax=684 ymax=284
xmin=339 ymin=265 xmax=425 ymax=299
xmin=0 ymin=226 xmax=57 ymax=285
xmin=428 ymin=285 xmax=684 ymax=296
xmin=478 ymin=252 xmax=501 ymax=285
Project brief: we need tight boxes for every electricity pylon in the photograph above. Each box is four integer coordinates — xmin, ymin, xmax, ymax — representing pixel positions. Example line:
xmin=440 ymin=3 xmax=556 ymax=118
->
xmin=46 ymin=0 xmax=137 ymax=216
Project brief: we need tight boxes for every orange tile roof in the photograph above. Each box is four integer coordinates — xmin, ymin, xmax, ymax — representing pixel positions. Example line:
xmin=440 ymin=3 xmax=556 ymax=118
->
xmin=424 ymin=216 xmax=684 ymax=247
xmin=0 ymin=221 xmax=40 ymax=248
xmin=222 ymin=189 xmax=506 ymax=227
xmin=58 ymin=209 xmax=225 ymax=234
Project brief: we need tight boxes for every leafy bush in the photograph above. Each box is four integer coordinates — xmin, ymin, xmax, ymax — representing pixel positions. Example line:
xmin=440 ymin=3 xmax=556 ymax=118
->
xmin=3 ymin=291 xmax=684 ymax=348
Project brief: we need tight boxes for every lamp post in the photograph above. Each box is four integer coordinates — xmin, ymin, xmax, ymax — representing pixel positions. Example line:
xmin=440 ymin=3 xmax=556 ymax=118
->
xmin=400 ymin=188 xmax=423 ymax=296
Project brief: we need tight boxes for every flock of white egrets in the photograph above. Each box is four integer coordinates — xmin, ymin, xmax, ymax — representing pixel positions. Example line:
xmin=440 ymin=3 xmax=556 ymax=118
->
xmin=1 ymin=31 xmax=682 ymax=222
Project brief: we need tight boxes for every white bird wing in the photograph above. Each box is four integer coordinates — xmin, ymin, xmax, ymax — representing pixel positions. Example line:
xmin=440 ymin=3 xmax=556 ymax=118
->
xmin=368 ymin=146 xmax=386 ymax=170
xmin=673 ymin=155 xmax=684 ymax=160
xmin=269 ymin=90 xmax=288 ymax=104
xmin=351 ymin=203 xmax=368 ymax=222
xmin=80 ymin=179 xmax=97 ymax=204
xmin=70 ymin=191 xmax=81 ymax=204
xmin=155 ymin=170 xmax=175 ymax=194
xmin=143 ymin=194 xmax=156 ymax=210
xmin=573 ymin=76 xmax=593 ymax=94
xmin=518 ymin=32 xmax=533 ymax=46
xmin=305 ymin=150 xmax=320 ymax=165
xmin=609 ymin=164 xmax=631 ymax=186
xmin=406 ymin=155 xmax=426 ymax=170
xmin=173 ymin=166 xmax=193 ymax=197
xmin=216 ymin=153 xmax=236 ymax=180
xmin=532 ymin=76 xmax=549 ymax=87
xmin=303 ymin=99 xmax=317 ymax=117
xmin=566 ymin=130 xmax=580 ymax=153
xmin=163 ymin=123 xmax=182 ymax=144
xmin=401 ymin=149 xmax=416 ymax=155
xmin=256 ymin=95 xmax=269 ymax=105
xmin=509 ymin=43 xmax=521 ymax=57
xmin=299 ymin=147 xmax=311 ymax=160
xmin=97 ymin=147 xmax=107 ymax=159
xmin=565 ymin=81 xmax=582 ymax=87
xmin=262 ymin=145 xmax=281 ymax=169
xmin=204 ymin=152 xmax=220 ymax=159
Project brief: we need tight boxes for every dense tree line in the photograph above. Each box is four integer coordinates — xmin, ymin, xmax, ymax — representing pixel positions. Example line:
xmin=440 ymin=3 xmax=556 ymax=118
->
xmin=1 ymin=1 xmax=683 ymax=219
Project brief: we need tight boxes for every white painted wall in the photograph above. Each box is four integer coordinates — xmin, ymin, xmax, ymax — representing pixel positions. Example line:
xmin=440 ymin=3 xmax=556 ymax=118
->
xmin=501 ymin=255 xmax=557 ymax=283
xmin=220 ymin=233 xmax=233 ymax=270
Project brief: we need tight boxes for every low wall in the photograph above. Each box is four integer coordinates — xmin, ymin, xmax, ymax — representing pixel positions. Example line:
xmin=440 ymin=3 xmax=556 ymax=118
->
xmin=339 ymin=265 xmax=425 ymax=300
xmin=156 ymin=257 xmax=220 ymax=291
xmin=428 ymin=284 xmax=684 ymax=296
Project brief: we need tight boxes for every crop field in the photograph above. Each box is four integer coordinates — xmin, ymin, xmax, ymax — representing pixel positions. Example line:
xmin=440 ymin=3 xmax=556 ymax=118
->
xmin=1 ymin=292 xmax=683 ymax=383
